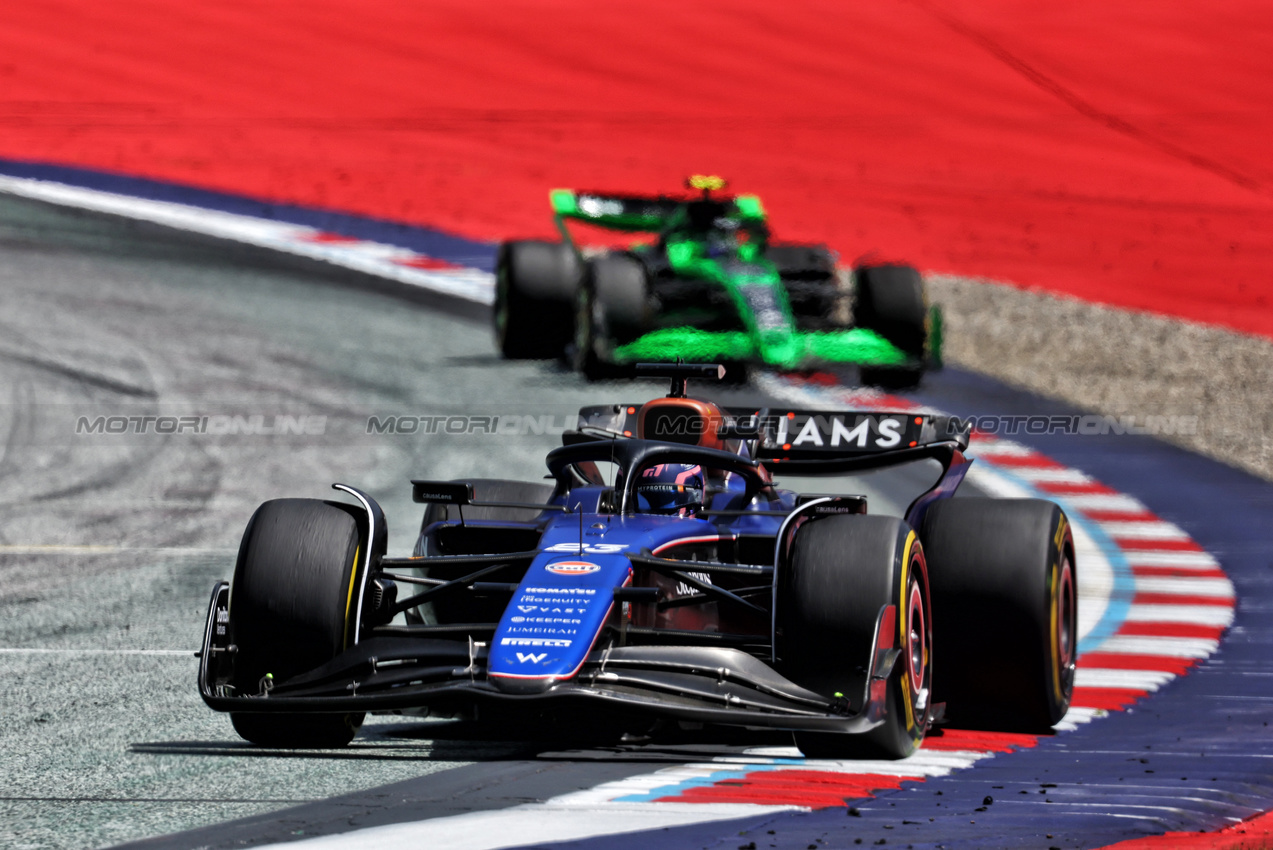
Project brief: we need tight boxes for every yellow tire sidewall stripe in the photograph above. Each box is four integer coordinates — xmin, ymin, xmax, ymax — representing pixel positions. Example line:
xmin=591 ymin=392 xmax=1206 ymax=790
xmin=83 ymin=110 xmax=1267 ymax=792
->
xmin=899 ymin=530 xmax=916 ymax=733
xmin=343 ymin=544 xmax=361 ymax=650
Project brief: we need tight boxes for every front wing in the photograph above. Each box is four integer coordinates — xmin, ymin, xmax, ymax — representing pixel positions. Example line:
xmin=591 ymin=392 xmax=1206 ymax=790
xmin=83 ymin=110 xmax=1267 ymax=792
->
xmin=610 ymin=326 xmax=916 ymax=371
xmin=197 ymin=582 xmax=899 ymax=735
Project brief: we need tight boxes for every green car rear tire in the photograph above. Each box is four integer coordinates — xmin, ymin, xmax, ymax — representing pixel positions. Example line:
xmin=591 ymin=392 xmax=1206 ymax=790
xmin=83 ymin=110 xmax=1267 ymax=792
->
xmin=495 ymin=240 xmax=580 ymax=359
xmin=855 ymin=264 xmax=927 ymax=389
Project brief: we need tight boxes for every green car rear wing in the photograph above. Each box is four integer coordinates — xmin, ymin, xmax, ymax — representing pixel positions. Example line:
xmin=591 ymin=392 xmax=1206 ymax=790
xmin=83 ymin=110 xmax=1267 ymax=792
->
xmin=550 ymin=189 xmax=767 ymax=234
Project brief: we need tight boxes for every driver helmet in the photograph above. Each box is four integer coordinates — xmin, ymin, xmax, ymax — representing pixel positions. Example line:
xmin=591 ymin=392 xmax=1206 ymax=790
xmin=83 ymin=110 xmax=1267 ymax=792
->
xmin=636 ymin=463 xmax=705 ymax=515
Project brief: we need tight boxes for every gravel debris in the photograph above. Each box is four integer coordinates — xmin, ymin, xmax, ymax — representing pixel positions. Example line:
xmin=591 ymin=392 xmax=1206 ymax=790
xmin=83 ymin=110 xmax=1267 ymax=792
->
xmin=929 ymin=274 xmax=1273 ymax=481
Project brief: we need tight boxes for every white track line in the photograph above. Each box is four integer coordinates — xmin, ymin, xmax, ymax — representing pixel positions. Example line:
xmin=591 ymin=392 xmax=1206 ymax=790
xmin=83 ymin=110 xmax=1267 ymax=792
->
xmin=0 ymin=175 xmax=496 ymax=304
xmin=0 ymin=545 xmax=237 ymax=555
xmin=0 ymin=648 xmax=193 ymax=656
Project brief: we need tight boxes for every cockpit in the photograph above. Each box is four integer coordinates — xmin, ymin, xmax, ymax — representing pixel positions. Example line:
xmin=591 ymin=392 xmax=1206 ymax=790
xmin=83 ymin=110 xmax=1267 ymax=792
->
xmin=556 ymin=380 xmax=768 ymax=517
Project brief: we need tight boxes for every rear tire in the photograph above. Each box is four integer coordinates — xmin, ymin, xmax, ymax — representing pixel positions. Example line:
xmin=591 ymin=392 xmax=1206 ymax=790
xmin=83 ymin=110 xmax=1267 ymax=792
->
xmin=855 ymin=264 xmax=927 ymax=389
xmin=777 ymin=515 xmax=932 ymax=759
xmin=572 ymin=254 xmax=650 ymax=380
xmin=921 ymin=498 xmax=1076 ymax=732
xmin=228 ymin=499 xmax=367 ymax=748
xmin=495 ymin=240 xmax=580 ymax=359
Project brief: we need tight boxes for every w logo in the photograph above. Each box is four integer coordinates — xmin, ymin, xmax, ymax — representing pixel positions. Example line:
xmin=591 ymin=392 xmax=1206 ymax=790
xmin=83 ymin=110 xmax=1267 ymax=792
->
xmin=516 ymin=652 xmax=548 ymax=664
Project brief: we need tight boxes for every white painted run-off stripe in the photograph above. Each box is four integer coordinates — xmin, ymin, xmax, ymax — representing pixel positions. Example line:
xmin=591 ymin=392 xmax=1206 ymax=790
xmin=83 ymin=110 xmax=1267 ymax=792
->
xmin=1123 ymin=605 xmax=1235 ymax=627
xmin=965 ymin=441 xmax=1035 ymax=457
xmin=1096 ymin=521 xmax=1192 ymax=541
xmin=1010 ymin=467 xmax=1097 ymax=485
xmin=1055 ymin=706 xmax=1106 ymax=731
xmin=1075 ymin=668 xmax=1176 ymax=691
xmin=1133 ymin=576 xmax=1235 ymax=598
xmin=1096 ymin=635 xmax=1219 ymax=658
xmin=723 ymin=749 xmax=987 ymax=775
xmin=1123 ymin=551 xmax=1221 ymax=569
xmin=1057 ymin=493 xmax=1149 ymax=514
xmin=1060 ymin=707 xmax=1105 ymax=724
xmin=552 ymin=749 xmax=994 ymax=809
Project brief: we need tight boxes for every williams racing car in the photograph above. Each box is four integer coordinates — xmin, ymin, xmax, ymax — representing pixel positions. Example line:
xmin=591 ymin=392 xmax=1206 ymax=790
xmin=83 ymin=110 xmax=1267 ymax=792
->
xmin=494 ymin=176 xmax=942 ymax=387
xmin=198 ymin=364 xmax=1074 ymax=757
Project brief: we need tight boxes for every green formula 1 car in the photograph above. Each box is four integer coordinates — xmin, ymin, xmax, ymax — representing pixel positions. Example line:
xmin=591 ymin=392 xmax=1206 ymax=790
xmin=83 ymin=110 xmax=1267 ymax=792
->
xmin=494 ymin=176 xmax=942 ymax=386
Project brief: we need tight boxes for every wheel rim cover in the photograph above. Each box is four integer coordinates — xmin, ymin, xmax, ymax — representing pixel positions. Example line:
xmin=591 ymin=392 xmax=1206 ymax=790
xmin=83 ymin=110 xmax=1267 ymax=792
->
xmin=906 ymin=579 xmax=927 ymax=696
xmin=1056 ymin=555 xmax=1075 ymax=670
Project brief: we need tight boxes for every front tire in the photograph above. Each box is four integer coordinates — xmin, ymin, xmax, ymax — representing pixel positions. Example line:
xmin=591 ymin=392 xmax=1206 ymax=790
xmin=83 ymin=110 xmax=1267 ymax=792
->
xmin=921 ymin=498 xmax=1077 ymax=732
xmin=777 ymin=515 xmax=932 ymax=759
xmin=494 ymin=240 xmax=580 ymax=359
xmin=854 ymin=264 xmax=927 ymax=389
xmin=228 ymin=499 xmax=367 ymax=748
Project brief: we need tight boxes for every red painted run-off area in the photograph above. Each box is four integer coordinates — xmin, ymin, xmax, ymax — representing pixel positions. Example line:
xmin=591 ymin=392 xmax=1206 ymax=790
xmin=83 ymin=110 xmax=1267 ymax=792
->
xmin=1102 ymin=809 xmax=1273 ymax=850
xmin=1 ymin=1 xmax=1272 ymax=335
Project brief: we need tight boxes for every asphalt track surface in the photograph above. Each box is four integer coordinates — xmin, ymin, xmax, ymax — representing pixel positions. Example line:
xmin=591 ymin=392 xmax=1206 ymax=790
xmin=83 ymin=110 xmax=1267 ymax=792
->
xmin=3 ymin=193 xmax=1272 ymax=850
xmin=0 ymin=192 xmax=953 ymax=850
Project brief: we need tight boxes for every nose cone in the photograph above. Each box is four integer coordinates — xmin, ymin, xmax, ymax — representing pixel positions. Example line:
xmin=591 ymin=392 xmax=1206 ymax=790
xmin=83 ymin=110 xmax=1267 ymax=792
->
xmin=490 ymin=674 xmax=558 ymax=695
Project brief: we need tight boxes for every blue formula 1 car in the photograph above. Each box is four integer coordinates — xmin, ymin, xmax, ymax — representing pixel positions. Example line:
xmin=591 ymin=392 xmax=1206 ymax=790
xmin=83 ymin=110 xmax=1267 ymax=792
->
xmin=198 ymin=364 xmax=1076 ymax=758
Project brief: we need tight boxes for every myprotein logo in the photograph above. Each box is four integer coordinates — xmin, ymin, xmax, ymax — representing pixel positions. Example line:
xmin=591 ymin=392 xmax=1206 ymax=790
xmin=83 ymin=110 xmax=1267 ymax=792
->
xmin=545 ymin=560 xmax=601 ymax=576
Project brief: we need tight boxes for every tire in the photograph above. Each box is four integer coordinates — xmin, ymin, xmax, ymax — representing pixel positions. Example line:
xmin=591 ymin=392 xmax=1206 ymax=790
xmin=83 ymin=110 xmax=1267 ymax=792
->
xmin=494 ymin=240 xmax=580 ymax=359
xmin=776 ymin=515 xmax=933 ymax=759
xmin=228 ymin=499 xmax=367 ymax=748
xmin=921 ymin=498 xmax=1077 ymax=732
xmin=854 ymin=264 xmax=927 ymax=389
xmin=572 ymin=254 xmax=650 ymax=380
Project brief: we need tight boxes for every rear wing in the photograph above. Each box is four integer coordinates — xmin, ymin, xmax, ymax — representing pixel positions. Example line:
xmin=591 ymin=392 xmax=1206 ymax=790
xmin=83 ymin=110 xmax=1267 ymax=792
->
xmin=549 ymin=189 xmax=767 ymax=234
xmin=574 ymin=404 xmax=970 ymax=472
xmin=749 ymin=410 xmax=970 ymax=470
xmin=551 ymin=190 xmax=682 ymax=232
